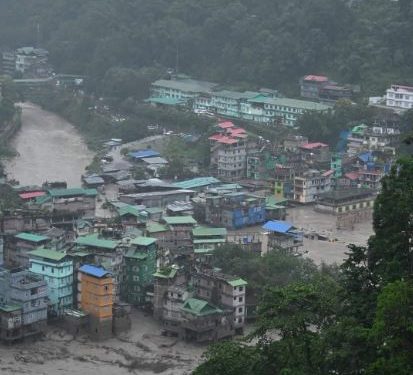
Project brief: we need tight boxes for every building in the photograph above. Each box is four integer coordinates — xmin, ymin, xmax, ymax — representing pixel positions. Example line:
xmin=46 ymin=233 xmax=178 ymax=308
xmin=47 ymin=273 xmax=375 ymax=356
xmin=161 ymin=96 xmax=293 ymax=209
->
xmin=6 ymin=232 xmax=51 ymax=268
xmin=293 ymin=169 xmax=333 ymax=204
xmin=150 ymin=77 xmax=218 ymax=103
xmin=209 ymin=122 xmax=257 ymax=181
xmin=0 ymin=304 xmax=23 ymax=342
xmin=119 ymin=189 xmax=195 ymax=208
xmin=1 ymin=50 xmax=16 ymax=76
xmin=300 ymin=75 xmax=329 ymax=99
xmin=28 ymin=248 xmax=73 ymax=317
xmin=262 ymin=220 xmax=304 ymax=253
xmin=205 ymin=192 xmax=266 ymax=229
xmin=78 ymin=265 xmax=114 ymax=340
xmin=121 ymin=237 xmax=157 ymax=306
xmin=386 ymin=84 xmax=413 ymax=111
xmin=173 ymin=177 xmax=221 ymax=192
xmin=0 ymin=269 xmax=48 ymax=337
xmin=192 ymin=226 xmax=227 ymax=258
xmin=299 ymin=142 xmax=331 ymax=164
xmin=15 ymin=47 xmax=50 ymax=78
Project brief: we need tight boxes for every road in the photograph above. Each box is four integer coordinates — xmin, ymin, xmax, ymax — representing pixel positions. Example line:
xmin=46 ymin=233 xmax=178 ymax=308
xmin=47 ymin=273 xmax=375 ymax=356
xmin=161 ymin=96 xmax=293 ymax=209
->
xmin=5 ymin=102 xmax=94 ymax=187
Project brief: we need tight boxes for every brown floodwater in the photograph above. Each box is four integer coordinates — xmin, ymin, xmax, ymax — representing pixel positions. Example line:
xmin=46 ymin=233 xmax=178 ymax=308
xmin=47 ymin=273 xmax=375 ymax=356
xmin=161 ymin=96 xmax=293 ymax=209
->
xmin=5 ymin=102 xmax=93 ymax=187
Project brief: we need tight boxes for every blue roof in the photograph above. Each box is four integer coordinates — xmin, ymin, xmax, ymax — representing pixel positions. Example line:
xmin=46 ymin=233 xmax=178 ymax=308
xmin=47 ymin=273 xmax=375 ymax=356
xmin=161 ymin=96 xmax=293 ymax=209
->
xmin=79 ymin=264 xmax=111 ymax=278
xmin=358 ymin=152 xmax=373 ymax=163
xmin=263 ymin=220 xmax=293 ymax=233
xmin=129 ymin=150 xmax=160 ymax=159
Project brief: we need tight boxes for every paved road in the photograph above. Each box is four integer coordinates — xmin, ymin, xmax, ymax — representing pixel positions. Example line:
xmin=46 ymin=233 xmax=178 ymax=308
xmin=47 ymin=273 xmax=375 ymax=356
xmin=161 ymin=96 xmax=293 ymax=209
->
xmin=5 ymin=102 xmax=93 ymax=187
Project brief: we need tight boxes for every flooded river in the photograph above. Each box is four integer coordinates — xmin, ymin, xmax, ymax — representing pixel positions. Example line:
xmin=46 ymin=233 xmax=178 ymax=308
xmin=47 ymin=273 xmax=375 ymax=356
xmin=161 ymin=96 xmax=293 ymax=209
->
xmin=5 ymin=102 xmax=93 ymax=187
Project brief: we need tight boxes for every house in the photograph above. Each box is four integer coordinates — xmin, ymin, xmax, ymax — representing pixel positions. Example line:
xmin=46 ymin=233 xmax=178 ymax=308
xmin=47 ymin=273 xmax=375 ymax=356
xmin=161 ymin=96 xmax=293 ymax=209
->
xmin=293 ymin=169 xmax=332 ymax=203
xmin=15 ymin=47 xmax=50 ymax=78
xmin=119 ymin=189 xmax=195 ymax=208
xmin=192 ymin=226 xmax=227 ymax=258
xmin=386 ymin=84 xmax=413 ymax=111
xmin=262 ymin=220 xmax=304 ymax=253
xmin=299 ymin=142 xmax=331 ymax=164
xmin=28 ymin=248 xmax=73 ymax=317
xmin=300 ymin=75 xmax=329 ymax=99
xmin=5 ymin=232 xmax=51 ymax=268
xmin=0 ymin=304 xmax=23 ymax=342
xmin=205 ymin=192 xmax=266 ymax=229
xmin=78 ymin=265 xmax=114 ymax=340
xmin=0 ymin=268 xmax=48 ymax=338
xmin=121 ymin=237 xmax=157 ymax=306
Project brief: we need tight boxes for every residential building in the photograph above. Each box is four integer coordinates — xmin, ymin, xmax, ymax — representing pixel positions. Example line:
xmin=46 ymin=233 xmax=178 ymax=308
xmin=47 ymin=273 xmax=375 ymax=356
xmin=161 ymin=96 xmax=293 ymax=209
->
xmin=78 ymin=265 xmax=114 ymax=340
xmin=386 ymin=84 xmax=413 ymax=111
xmin=15 ymin=47 xmax=50 ymax=78
xmin=6 ymin=232 xmax=50 ymax=268
xmin=0 ymin=269 xmax=48 ymax=337
xmin=28 ymin=248 xmax=73 ymax=317
xmin=119 ymin=189 xmax=195 ymax=208
xmin=300 ymin=75 xmax=329 ymax=99
xmin=319 ymin=84 xmax=352 ymax=102
xmin=205 ymin=192 xmax=266 ymax=229
xmin=121 ymin=237 xmax=157 ymax=306
xmin=192 ymin=226 xmax=227 ymax=258
xmin=293 ymin=169 xmax=332 ymax=203
xmin=299 ymin=142 xmax=331 ymax=164
xmin=262 ymin=220 xmax=304 ymax=253
xmin=0 ymin=304 xmax=23 ymax=342
xmin=173 ymin=177 xmax=221 ymax=192
xmin=1 ymin=50 xmax=16 ymax=76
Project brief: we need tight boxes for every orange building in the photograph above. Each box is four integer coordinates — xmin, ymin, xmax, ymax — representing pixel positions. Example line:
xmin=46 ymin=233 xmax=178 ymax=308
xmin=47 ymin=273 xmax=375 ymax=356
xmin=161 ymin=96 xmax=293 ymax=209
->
xmin=78 ymin=265 xmax=114 ymax=339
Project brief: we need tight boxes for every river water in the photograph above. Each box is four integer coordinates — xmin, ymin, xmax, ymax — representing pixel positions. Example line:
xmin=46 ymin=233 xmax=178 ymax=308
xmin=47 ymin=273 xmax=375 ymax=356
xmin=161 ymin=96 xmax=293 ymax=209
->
xmin=5 ymin=102 xmax=94 ymax=187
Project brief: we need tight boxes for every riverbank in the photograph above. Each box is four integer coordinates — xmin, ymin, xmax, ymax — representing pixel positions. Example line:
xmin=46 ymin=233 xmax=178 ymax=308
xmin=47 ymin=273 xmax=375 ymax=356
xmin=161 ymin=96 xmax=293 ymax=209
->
xmin=4 ymin=103 xmax=94 ymax=187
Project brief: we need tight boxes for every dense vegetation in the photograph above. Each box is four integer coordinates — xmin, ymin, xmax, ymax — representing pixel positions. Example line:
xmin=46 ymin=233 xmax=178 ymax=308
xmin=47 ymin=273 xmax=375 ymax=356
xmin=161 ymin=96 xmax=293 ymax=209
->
xmin=195 ymin=157 xmax=413 ymax=375
xmin=1 ymin=0 xmax=413 ymax=96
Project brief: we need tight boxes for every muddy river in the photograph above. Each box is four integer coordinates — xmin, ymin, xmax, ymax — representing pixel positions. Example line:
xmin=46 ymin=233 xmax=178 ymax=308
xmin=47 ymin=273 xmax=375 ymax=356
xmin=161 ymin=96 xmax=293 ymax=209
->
xmin=5 ymin=102 xmax=93 ymax=187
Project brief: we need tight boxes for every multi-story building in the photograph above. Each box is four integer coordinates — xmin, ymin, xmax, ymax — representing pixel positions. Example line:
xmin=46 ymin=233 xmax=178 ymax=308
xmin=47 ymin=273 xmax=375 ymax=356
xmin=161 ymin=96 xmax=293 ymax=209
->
xmin=78 ymin=265 xmax=114 ymax=340
xmin=262 ymin=220 xmax=304 ymax=253
xmin=205 ymin=191 xmax=266 ymax=229
xmin=300 ymin=75 xmax=329 ymax=99
xmin=0 ymin=304 xmax=23 ymax=342
xmin=192 ymin=268 xmax=247 ymax=334
xmin=0 ymin=269 xmax=48 ymax=337
xmin=6 ymin=232 xmax=51 ymax=268
xmin=28 ymin=248 xmax=73 ymax=317
xmin=293 ymin=169 xmax=333 ymax=204
xmin=15 ymin=47 xmax=50 ymax=77
xmin=192 ymin=226 xmax=227 ymax=259
xmin=386 ymin=84 xmax=413 ymax=111
xmin=1 ymin=50 xmax=16 ymax=76
xmin=299 ymin=142 xmax=331 ymax=164
xmin=121 ymin=237 xmax=157 ymax=306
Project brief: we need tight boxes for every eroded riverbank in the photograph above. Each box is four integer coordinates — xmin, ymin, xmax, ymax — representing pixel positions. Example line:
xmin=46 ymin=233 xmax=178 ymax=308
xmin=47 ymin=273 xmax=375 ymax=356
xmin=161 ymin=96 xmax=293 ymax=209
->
xmin=5 ymin=102 xmax=93 ymax=187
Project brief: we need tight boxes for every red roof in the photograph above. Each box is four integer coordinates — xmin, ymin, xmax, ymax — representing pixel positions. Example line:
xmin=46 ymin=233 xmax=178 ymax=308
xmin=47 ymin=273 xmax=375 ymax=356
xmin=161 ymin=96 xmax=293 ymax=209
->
xmin=218 ymin=121 xmax=235 ymax=129
xmin=322 ymin=170 xmax=334 ymax=177
xmin=300 ymin=142 xmax=328 ymax=150
xmin=304 ymin=75 xmax=328 ymax=82
xmin=209 ymin=134 xmax=223 ymax=141
xmin=229 ymin=127 xmax=246 ymax=134
xmin=345 ymin=172 xmax=359 ymax=180
xmin=19 ymin=191 xmax=46 ymax=200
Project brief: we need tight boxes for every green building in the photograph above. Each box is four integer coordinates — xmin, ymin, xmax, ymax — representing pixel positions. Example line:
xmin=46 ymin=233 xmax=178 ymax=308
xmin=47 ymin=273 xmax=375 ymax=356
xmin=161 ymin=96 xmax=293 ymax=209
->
xmin=121 ymin=237 xmax=157 ymax=305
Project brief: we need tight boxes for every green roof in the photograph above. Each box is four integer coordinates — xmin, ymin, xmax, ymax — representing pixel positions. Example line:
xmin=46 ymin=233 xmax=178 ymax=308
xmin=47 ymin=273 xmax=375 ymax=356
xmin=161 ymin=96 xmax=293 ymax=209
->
xmin=125 ymin=249 xmax=148 ymax=260
xmin=144 ymin=207 xmax=164 ymax=214
xmin=75 ymin=234 xmax=118 ymax=250
xmin=145 ymin=97 xmax=186 ymax=105
xmin=163 ymin=216 xmax=197 ymax=225
xmin=29 ymin=247 xmax=67 ymax=261
xmin=192 ymin=226 xmax=227 ymax=237
xmin=248 ymin=96 xmax=330 ymax=111
xmin=68 ymin=251 xmax=90 ymax=257
xmin=0 ymin=304 xmax=21 ymax=312
xmin=153 ymin=267 xmax=177 ymax=279
xmin=15 ymin=232 xmax=49 ymax=243
xmin=266 ymin=196 xmax=288 ymax=206
xmin=118 ymin=205 xmax=144 ymax=218
xmin=48 ymin=188 xmax=98 ymax=198
xmin=181 ymin=298 xmax=222 ymax=316
xmin=173 ymin=177 xmax=220 ymax=190
xmin=146 ymin=222 xmax=168 ymax=233
xmin=193 ymin=239 xmax=226 ymax=244
xmin=228 ymin=278 xmax=248 ymax=287
xmin=35 ymin=195 xmax=52 ymax=204
xmin=131 ymin=236 xmax=157 ymax=246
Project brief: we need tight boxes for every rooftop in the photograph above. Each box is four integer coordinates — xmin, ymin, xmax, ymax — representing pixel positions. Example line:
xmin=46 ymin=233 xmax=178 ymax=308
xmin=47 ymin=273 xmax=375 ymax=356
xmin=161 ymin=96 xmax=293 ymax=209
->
xmin=173 ymin=177 xmax=220 ymax=190
xmin=128 ymin=149 xmax=160 ymax=159
xmin=303 ymin=75 xmax=329 ymax=82
xmin=152 ymin=78 xmax=218 ymax=93
xmin=263 ymin=220 xmax=294 ymax=234
xmin=146 ymin=222 xmax=168 ymax=233
xmin=79 ymin=264 xmax=111 ymax=278
xmin=318 ymin=188 xmax=376 ymax=202
xmin=48 ymin=188 xmax=98 ymax=198
xmin=248 ymin=96 xmax=330 ymax=111
xmin=193 ymin=226 xmax=227 ymax=237
xmin=163 ymin=216 xmax=197 ymax=225
xmin=181 ymin=298 xmax=222 ymax=316
xmin=29 ymin=248 xmax=67 ymax=262
xmin=75 ymin=234 xmax=118 ymax=250
xmin=130 ymin=236 xmax=157 ymax=246
xmin=15 ymin=232 xmax=49 ymax=243
xmin=145 ymin=97 xmax=186 ymax=105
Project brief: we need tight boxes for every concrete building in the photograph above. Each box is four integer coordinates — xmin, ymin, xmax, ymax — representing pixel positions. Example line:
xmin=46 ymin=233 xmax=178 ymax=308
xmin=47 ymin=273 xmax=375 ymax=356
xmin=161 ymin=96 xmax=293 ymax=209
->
xmin=293 ymin=169 xmax=332 ymax=203
xmin=300 ymin=75 xmax=329 ymax=99
xmin=192 ymin=226 xmax=227 ymax=258
xmin=119 ymin=189 xmax=195 ymax=208
xmin=6 ymin=232 xmax=51 ymax=268
xmin=15 ymin=47 xmax=50 ymax=78
xmin=0 ymin=304 xmax=23 ymax=342
xmin=121 ymin=237 xmax=157 ymax=306
xmin=1 ymin=50 xmax=16 ymax=76
xmin=262 ymin=220 xmax=304 ymax=253
xmin=78 ymin=265 xmax=114 ymax=340
xmin=205 ymin=192 xmax=266 ymax=229
xmin=386 ymin=84 xmax=413 ymax=111
xmin=28 ymin=248 xmax=73 ymax=317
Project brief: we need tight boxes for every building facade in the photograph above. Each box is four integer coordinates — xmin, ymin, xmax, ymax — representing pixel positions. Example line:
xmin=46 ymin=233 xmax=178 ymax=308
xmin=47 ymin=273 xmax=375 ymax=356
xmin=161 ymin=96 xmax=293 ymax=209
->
xmin=386 ymin=84 xmax=413 ymax=110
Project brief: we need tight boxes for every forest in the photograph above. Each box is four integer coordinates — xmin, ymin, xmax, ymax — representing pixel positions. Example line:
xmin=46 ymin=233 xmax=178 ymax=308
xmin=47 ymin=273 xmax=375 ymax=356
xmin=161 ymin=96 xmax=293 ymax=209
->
xmin=1 ymin=0 xmax=413 ymax=97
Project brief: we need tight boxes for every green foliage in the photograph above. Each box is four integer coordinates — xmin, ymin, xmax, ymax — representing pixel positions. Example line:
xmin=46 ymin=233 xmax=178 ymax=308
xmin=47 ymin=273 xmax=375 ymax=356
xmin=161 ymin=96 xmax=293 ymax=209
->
xmin=0 ymin=184 xmax=23 ymax=213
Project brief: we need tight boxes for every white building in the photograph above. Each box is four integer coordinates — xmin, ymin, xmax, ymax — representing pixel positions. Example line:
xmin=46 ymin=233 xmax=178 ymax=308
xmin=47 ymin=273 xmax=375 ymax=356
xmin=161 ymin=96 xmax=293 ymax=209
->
xmin=294 ymin=169 xmax=333 ymax=204
xmin=386 ymin=84 xmax=413 ymax=111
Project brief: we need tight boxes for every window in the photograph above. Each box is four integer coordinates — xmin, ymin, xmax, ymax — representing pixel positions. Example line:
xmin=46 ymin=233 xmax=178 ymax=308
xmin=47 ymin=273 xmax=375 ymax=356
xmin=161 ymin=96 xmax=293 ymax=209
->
xmin=238 ymin=307 xmax=243 ymax=313
xmin=238 ymin=296 xmax=243 ymax=303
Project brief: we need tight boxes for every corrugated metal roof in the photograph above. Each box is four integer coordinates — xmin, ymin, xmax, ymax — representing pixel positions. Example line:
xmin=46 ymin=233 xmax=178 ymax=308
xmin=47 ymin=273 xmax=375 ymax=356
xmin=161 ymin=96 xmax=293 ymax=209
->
xmin=181 ymin=298 xmax=222 ymax=316
xmin=79 ymin=264 xmax=111 ymax=278
xmin=19 ymin=191 xmax=46 ymax=199
xmin=173 ymin=177 xmax=220 ymax=189
xmin=75 ymin=234 xmax=118 ymax=250
xmin=128 ymin=150 xmax=160 ymax=159
xmin=29 ymin=247 xmax=67 ymax=261
xmin=262 ymin=220 xmax=293 ymax=233
xmin=131 ymin=236 xmax=157 ymax=246
xmin=15 ymin=232 xmax=49 ymax=243
xmin=192 ymin=226 xmax=227 ymax=237
xmin=48 ymin=188 xmax=98 ymax=197
xmin=228 ymin=278 xmax=248 ymax=287
xmin=163 ymin=216 xmax=197 ymax=225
